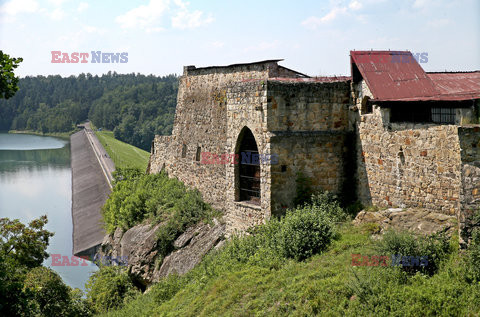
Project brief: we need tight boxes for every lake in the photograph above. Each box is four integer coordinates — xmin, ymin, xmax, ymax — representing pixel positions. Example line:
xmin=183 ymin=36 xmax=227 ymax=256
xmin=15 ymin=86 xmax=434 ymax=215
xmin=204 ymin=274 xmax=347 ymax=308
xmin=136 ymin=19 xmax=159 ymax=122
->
xmin=0 ymin=132 xmax=97 ymax=291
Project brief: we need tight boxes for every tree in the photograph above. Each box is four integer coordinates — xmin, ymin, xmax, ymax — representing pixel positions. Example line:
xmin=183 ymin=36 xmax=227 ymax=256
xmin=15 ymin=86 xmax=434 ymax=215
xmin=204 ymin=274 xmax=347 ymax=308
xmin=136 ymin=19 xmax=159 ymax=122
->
xmin=0 ymin=50 xmax=23 ymax=99
xmin=0 ymin=215 xmax=53 ymax=269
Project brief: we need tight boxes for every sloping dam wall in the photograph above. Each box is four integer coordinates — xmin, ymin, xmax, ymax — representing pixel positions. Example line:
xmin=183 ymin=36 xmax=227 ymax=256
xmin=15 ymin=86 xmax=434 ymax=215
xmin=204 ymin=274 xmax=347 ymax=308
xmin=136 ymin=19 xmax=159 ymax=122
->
xmin=71 ymin=130 xmax=110 ymax=257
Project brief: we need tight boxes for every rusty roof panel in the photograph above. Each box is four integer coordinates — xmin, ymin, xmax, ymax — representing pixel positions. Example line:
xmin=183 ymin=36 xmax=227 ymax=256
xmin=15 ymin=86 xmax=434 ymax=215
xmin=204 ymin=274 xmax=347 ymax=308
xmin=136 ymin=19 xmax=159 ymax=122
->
xmin=427 ymin=72 xmax=480 ymax=96
xmin=350 ymin=51 xmax=480 ymax=102
xmin=350 ymin=51 xmax=439 ymax=100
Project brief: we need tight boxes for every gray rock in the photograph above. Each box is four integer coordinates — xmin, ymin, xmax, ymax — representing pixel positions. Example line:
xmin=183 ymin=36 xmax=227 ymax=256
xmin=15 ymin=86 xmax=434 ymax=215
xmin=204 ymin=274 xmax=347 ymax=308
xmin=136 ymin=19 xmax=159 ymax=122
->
xmin=96 ymin=218 xmax=225 ymax=287
xmin=353 ymin=208 xmax=456 ymax=236
xmin=153 ymin=218 xmax=225 ymax=281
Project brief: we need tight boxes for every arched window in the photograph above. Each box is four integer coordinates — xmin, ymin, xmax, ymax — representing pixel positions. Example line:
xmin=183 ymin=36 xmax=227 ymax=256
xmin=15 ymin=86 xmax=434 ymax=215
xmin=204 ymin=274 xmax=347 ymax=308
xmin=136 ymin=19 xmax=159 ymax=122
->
xmin=236 ymin=127 xmax=261 ymax=204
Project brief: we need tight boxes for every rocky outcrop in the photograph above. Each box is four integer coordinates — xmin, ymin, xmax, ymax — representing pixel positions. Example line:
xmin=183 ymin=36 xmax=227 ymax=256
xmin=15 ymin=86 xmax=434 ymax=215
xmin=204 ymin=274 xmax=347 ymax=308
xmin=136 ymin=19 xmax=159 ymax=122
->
xmin=97 ymin=218 xmax=225 ymax=287
xmin=353 ymin=208 xmax=457 ymax=236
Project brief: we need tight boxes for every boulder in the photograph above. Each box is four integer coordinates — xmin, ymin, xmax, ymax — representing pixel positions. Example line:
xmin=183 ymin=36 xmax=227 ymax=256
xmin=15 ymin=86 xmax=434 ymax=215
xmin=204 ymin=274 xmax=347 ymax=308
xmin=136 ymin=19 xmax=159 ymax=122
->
xmin=97 ymin=218 xmax=225 ymax=287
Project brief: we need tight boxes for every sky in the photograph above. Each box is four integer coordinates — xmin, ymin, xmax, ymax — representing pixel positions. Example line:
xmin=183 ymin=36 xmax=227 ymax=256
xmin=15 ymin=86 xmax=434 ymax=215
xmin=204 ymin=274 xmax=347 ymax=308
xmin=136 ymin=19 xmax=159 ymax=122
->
xmin=1 ymin=0 xmax=479 ymax=77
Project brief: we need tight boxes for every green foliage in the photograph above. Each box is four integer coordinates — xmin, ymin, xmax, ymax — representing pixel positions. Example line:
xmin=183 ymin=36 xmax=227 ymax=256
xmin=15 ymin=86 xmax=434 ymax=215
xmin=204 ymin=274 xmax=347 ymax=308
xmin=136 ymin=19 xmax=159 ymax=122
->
xmin=0 ymin=215 xmax=53 ymax=269
xmin=378 ymin=229 xmax=452 ymax=276
xmin=0 ymin=216 xmax=91 ymax=316
xmin=102 ymin=170 xmax=217 ymax=259
xmin=0 ymin=216 xmax=53 ymax=315
xmin=0 ymin=51 xmax=23 ymax=99
xmin=0 ymin=73 xmax=178 ymax=150
xmin=23 ymin=266 xmax=79 ymax=316
xmin=86 ymin=266 xmax=140 ymax=313
xmin=100 ymin=223 xmax=480 ymax=317
xmin=275 ymin=203 xmax=337 ymax=261
xmin=465 ymin=209 xmax=480 ymax=283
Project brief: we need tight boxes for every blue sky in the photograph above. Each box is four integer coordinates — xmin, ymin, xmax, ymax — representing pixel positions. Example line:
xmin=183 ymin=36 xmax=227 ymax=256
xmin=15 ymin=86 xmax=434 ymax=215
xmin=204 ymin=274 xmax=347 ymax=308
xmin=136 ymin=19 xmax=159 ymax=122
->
xmin=1 ymin=0 xmax=479 ymax=77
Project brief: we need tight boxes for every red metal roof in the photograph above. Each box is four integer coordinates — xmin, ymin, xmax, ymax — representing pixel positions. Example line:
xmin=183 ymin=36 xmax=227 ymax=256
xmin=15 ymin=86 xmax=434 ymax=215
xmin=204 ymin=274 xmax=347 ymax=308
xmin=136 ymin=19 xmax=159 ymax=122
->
xmin=350 ymin=51 xmax=480 ymax=102
xmin=427 ymin=72 xmax=480 ymax=100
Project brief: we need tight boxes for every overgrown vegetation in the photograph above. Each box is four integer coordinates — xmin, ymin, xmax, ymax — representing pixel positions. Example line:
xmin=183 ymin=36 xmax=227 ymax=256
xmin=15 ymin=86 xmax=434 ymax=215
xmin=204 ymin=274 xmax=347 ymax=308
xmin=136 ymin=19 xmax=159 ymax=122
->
xmin=102 ymin=168 xmax=219 ymax=259
xmin=95 ymin=130 xmax=150 ymax=170
xmin=97 ymin=197 xmax=480 ymax=317
xmin=85 ymin=266 xmax=140 ymax=314
xmin=0 ymin=216 xmax=92 ymax=316
xmin=0 ymin=73 xmax=178 ymax=150
xmin=378 ymin=229 xmax=452 ymax=276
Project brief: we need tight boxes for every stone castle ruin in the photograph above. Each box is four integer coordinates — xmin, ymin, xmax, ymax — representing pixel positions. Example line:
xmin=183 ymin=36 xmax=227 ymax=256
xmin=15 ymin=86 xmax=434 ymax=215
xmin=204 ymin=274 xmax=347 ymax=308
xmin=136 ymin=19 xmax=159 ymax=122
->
xmin=148 ymin=51 xmax=480 ymax=239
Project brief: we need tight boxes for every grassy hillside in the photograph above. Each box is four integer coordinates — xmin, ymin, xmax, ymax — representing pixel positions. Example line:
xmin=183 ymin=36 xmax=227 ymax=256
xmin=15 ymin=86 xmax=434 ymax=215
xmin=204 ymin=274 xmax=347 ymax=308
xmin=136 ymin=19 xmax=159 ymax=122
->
xmin=93 ymin=198 xmax=480 ymax=316
xmin=95 ymin=130 xmax=150 ymax=170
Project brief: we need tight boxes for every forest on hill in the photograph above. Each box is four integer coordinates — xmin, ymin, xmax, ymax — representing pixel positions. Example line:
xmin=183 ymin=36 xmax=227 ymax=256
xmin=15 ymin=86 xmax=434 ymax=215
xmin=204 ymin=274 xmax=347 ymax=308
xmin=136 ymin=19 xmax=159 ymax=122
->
xmin=0 ymin=72 xmax=178 ymax=151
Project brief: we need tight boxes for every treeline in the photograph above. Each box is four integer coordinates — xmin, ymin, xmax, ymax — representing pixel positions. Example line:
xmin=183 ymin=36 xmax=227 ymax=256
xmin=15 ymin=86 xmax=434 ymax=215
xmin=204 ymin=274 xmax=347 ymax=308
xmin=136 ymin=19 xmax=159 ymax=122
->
xmin=0 ymin=72 xmax=178 ymax=150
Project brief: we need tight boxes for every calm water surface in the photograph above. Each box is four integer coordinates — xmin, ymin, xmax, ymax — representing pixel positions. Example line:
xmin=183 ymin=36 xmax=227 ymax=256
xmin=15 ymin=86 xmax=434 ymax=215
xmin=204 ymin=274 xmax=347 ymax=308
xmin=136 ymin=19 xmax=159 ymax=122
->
xmin=0 ymin=133 xmax=97 ymax=291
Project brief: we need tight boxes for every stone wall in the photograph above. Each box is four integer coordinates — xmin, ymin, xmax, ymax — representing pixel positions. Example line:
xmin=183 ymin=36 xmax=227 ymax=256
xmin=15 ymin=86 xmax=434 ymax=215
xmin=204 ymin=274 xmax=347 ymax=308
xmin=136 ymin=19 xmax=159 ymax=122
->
xmin=266 ymin=80 xmax=352 ymax=215
xmin=149 ymin=62 xmax=289 ymax=212
xmin=225 ymin=81 xmax=270 ymax=233
xmin=356 ymin=107 xmax=463 ymax=215
xmin=459 ymin=126 xmax=480 ymax=243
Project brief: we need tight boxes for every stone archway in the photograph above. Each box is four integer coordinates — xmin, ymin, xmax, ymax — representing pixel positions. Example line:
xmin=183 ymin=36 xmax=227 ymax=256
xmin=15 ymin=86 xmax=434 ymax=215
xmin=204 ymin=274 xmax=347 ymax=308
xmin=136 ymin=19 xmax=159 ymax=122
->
xmin=235 ymin=127 xmax=261 ymax=204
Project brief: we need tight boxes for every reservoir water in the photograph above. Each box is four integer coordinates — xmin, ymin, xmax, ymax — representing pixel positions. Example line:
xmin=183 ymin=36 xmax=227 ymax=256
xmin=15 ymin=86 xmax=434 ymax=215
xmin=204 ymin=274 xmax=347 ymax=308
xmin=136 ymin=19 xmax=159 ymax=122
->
xmin=0 ymin=132 xmax=97 ymax=291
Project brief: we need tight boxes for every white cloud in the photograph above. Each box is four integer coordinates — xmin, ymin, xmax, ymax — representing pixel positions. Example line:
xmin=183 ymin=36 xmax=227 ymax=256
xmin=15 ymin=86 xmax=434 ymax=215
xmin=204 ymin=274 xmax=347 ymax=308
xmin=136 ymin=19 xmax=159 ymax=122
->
xmin=116 ymin=0 xmax=213 ymax=32
xmin=116 ymin=0 xmax=170 ymax=30
xmin=171 ymin=10 xmax=213 ymax=29
xmin=349 ymin=0 xmax=362 ymax=10
xmin=47 ymin=8 xmax=65 ymax=20
xmin=301 ymin=0 xmax=364 ymax=29
xmin=77 ymin=2 xmax=89 ymax=13
xmin=301 ymin=7 xmax=347 ymax=29
xmin=413 ymin=0 xmax=430 ymax=8
xmin=0 ymin=0 xmax=39 ymax=16
xmin=48 ymin=0 xmax=67 ymax=7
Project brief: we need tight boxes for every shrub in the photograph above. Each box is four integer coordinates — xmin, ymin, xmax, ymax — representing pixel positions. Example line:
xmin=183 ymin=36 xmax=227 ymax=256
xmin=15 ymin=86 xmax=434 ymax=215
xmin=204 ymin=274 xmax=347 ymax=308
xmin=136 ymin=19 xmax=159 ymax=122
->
xmin=465 ymin=209 xmax=480 ymax=283
xmin=85 ymin=266 xmax=140 ymax=313
xmin=378 ymin=229 xmax=452 ymax=276
xmin=23 ymin=266 xmax=92 ymax=316
xmin=276 ymin=205 xmax=336 ymax=261
xmin=102 ymin=170 xmax=219 ymax=259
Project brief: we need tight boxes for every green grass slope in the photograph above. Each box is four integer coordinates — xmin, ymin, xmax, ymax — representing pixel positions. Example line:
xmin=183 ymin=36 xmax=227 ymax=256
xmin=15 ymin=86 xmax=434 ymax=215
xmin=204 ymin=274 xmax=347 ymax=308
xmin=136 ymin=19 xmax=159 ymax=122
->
xmin=95 ymin=130 xmax=150 ymax=170
xmin=99 ymin=223 xmax=480 ymax=317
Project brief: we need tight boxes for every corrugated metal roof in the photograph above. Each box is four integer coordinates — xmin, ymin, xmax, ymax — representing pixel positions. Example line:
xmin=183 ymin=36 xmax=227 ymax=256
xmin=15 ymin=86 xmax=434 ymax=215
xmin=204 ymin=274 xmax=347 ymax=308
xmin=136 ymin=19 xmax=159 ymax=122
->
xmin=427 ymin=71 xmax=480 ymax=97
xmin=350 ymin=51 xmax=480 ymax=102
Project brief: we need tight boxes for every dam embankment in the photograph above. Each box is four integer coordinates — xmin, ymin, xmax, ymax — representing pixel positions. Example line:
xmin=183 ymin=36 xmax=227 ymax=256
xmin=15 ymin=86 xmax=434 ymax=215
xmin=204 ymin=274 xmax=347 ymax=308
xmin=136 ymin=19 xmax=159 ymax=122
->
xmin=71 ymin=128 xmax=114 ymax=257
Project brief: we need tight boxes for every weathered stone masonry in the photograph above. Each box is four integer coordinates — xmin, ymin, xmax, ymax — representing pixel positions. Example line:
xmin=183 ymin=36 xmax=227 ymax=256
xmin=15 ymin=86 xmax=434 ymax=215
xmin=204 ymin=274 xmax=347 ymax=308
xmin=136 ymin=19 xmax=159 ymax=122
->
xmin=149 ymin=56 xmax=480 ymax=237
xmin=148 ymin=60 xmax=353 ymax=233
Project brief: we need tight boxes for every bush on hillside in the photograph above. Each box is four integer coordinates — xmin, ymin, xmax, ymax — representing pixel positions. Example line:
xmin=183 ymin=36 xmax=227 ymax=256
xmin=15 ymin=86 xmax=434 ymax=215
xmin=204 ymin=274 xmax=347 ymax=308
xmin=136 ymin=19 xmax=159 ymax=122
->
xmin=102 ymin=169 xmax=218 ymax=258
xmin=378 ymin=229 xmax=452 ymax=276
xmin=85 ymin=266 xmax=140 ymax=314
xmin=465 ymin=209 xmax=480 ymax=283
xmin=23 ymin=266 xmax=92 ymax=317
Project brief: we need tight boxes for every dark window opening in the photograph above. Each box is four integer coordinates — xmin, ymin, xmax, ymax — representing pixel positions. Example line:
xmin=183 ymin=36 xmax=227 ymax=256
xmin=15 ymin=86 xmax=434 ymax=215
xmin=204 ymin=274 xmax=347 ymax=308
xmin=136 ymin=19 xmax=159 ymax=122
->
xmin=281 ymin=165 xmax=287 ymax=172
xmin=390 ymin=105 xmax=457 ymax=124
xmin=431 ymin=107 xmax=456 ymax=124
xmin=237 ymin=128 xmax=260 ymax=204
xmin=195 ymin=146 xmax=201 ymax=161
xmin=181 ymin=144 xmax=187 ymax=158
xmin=361 ymin=96 xmax=372 ymax=114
